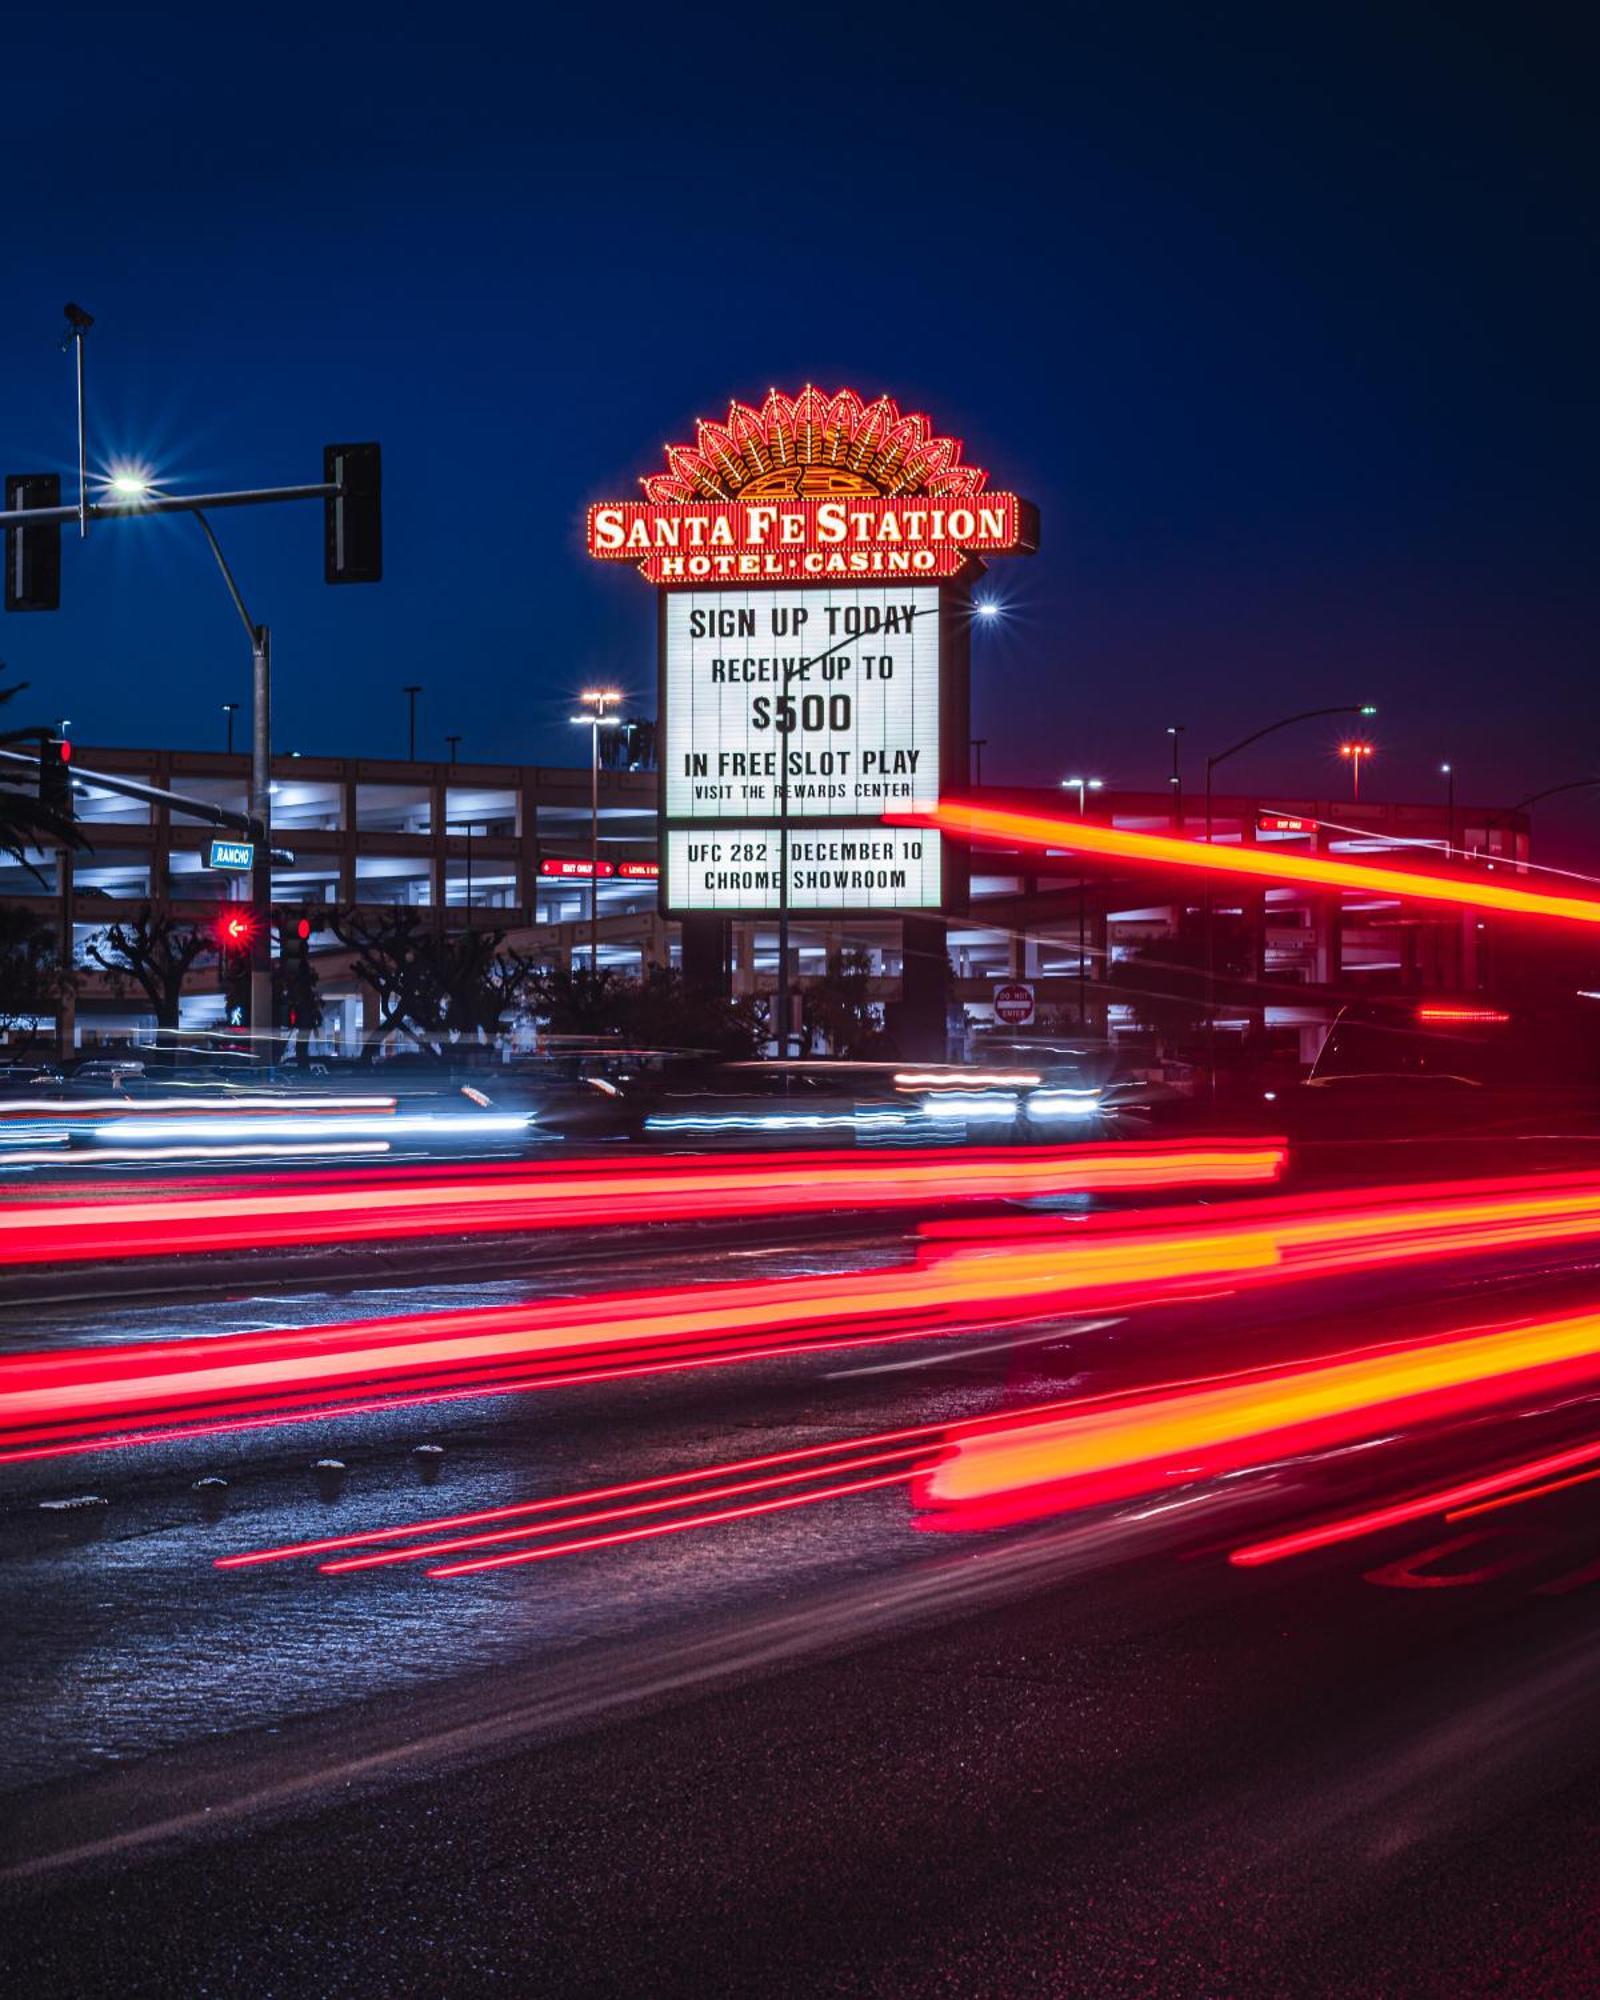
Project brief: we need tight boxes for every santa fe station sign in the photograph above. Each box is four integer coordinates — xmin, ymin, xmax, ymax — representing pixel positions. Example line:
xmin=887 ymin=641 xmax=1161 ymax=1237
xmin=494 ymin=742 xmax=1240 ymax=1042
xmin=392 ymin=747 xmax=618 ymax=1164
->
xmin=586 ymin=387 xmax=1035 ymax=914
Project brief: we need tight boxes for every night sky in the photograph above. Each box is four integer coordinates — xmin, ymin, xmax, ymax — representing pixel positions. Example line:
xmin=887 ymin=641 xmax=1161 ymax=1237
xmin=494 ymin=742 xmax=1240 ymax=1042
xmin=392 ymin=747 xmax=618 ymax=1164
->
xmin=4 ymin=5 xmax=1596 ymax=848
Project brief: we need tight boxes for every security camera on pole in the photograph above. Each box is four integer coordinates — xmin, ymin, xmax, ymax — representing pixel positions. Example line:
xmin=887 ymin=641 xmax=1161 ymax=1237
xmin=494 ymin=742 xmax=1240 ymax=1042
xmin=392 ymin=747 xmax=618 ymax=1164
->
xmin=1 ymin=305 xmax=382 ymax=1054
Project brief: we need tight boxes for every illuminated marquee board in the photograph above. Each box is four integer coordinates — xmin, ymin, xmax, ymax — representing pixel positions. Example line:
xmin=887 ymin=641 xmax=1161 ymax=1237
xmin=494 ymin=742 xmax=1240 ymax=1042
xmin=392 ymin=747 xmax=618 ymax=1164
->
xmin=586 ymin=386 xmax=1035 ymax=915
xmin=665 ymin=586 xmax=940 ymax=824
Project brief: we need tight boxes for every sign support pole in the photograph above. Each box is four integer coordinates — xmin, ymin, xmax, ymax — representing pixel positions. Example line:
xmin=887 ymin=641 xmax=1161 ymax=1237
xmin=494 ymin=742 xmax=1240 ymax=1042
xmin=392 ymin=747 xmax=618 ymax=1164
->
xmin=250 ymin=623 xmax=273 ymax=1043
xmin=775 ymin=704 xmax=790 ymax=1057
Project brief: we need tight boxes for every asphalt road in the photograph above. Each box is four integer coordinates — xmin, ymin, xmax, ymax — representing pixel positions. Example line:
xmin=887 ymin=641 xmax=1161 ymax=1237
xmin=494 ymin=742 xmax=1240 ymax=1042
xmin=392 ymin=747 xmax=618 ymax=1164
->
xmin=8 ymin=1208 xmax=1600 ymax=1993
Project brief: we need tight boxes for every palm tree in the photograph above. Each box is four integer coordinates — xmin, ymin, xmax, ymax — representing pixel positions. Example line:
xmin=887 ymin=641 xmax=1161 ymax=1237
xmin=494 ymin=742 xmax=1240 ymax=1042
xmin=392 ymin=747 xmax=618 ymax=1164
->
xmin=0 ymin=682 xmax=85 ymax=870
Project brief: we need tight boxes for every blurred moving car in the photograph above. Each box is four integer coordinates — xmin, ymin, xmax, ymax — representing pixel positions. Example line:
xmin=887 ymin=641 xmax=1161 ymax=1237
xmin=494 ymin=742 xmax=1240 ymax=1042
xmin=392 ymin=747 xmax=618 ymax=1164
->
xmin=1289 ymin=997 xmax=1600 ymax=1139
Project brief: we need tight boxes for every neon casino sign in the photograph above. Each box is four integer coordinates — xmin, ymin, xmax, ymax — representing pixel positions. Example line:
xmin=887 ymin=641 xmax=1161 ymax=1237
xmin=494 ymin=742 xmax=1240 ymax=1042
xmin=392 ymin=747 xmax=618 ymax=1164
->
xmin=586 ymin=387 xmax=1038 ymax=585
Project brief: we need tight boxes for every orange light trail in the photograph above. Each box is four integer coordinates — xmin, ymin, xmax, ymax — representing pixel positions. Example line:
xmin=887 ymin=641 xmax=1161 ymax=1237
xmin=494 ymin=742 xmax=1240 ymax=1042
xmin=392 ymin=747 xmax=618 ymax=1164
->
xmin=923 ymin=1305 xmax=1600 ymax=1533
xmin=891 ymin=799 xmax=1600 ymax=927
xmin=0 ymin=1140 xmax=1286 ymax=1267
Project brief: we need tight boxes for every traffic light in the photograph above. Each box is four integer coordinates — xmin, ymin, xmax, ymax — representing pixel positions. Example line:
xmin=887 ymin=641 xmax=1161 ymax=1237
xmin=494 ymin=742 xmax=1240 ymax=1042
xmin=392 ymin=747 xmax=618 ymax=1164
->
xmin=323 ymin=443 xmax=381 ymax=584
xmin=272 ymin=907 xmax=322 ymax=1037
xmin=214 ymin=908 xmax=258 ymax=954
xmin=4 ymin=474 xmax=61 ymax=612
xmin=38 ymin=736 xmax=72 ymax=820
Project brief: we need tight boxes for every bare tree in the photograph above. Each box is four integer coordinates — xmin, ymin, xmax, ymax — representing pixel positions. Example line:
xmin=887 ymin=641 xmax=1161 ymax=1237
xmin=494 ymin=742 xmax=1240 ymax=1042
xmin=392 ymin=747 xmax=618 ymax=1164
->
xmin=84 ymin=907 xmax=213 ymax=1031
xmin=0 ymin=907 xmax=70 ymax=1053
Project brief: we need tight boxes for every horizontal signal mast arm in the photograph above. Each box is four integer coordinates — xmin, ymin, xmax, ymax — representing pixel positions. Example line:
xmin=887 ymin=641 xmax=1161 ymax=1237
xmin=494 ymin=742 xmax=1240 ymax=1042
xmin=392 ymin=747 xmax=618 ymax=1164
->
xmin=0 ymin=482 xmax=337 ymax=528
xmin=0 ymin=748 xmax=263 ymax=840
xmin=890 ymin=799 xmax=1600 ymax=929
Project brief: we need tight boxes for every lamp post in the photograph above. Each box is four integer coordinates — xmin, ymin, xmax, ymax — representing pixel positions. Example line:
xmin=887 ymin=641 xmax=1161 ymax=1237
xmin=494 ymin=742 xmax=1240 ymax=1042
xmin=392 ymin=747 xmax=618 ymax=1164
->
xmin=447 ymin=818 xmax=483 ymax=914
xmin=222 ymin=702 xmax=240 ymax=755
xmin=105 ymin=467 xmax=278 ymax=1043
xmin=1061 ymin=776 xmax=1103 ymax=1028
xmin=446 ymin=733 xmax=461 ymax=765
xmin=1481 ymin=778 xmax=1600 ymax=863
xmin=1339 ymin=740 xmax=1375 ymax=799
xmin=571 ymin=689 xmax=622 ymax=977
xmin=971 ymin=738 xmax=987 ymax=787
xmin=403 ymin=685 xmax=422 ymax=762
xmin=1440 ymin=762 xmax=1455 ymax=854
xmin=1167 ymin=724 xmax=1185 ymax=827
xmin=1202 ymin=703 xmax=1376 ymax=1101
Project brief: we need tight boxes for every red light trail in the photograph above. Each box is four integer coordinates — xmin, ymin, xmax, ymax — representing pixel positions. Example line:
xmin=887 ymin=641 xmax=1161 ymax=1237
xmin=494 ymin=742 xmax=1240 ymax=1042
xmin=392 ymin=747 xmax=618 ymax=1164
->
xmin=1228 ymin=1433 xmax=1600 ymax=1566
xmin=891 ymin=799 xmax=1600 ymax=927
xmin=16 ymin=1169 xmax=1600 ymax=1465
xmin=0 ymin=1140 xmax=1285 ymax=1268
xmin=429 ymin=1468 xmax=920 ymax=1576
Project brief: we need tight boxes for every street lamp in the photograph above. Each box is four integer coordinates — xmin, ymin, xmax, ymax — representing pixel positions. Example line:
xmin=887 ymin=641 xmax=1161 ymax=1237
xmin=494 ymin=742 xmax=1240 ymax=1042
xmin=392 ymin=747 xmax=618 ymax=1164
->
xmin=1480 ymin=778 xmax=1600 ymax=864
xmin=1200 ymin=703 xmax=1375 ymax=1101
xmin=1204 ymin=705 xmax=1376 ymax=844
xmin=570 ymin=689 xmax=623 ymax=976
xmin=105 ymin=464 xmax=153 ymax=501
xmin=446 ymin=733 xmax=461 ymax=765
xmin=1440 ymin=762 xmax=1455 ymax=853
xmin=1339 ymin=740 xmax=1375 ymax=800
xmin=1167 ymin=725 xmax=1185 ymax=826
xmin=403 ymin=684 xmax=422 ymax=762
xmin=1062 ymin=777 xmax=1103 ymax=1026
xmin=222 ymin=702 xmax=240 ymax=755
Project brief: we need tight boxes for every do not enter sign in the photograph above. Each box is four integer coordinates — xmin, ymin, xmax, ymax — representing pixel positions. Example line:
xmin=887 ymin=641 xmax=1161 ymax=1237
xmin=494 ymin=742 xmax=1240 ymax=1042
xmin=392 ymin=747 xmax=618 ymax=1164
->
xmin=993 ymin=982 xmax=1036 ymax=1027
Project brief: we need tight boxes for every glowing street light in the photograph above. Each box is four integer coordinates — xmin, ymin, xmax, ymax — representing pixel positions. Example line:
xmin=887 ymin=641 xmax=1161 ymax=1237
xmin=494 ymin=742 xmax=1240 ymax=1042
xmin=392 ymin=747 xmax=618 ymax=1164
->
xmin=1340 ymin=740 xmax=1376 ymax=799
xmin=974 ymin=599 xmax=1002 ymax=621
xmin=104 ymin=462 xmax=153 ymax=501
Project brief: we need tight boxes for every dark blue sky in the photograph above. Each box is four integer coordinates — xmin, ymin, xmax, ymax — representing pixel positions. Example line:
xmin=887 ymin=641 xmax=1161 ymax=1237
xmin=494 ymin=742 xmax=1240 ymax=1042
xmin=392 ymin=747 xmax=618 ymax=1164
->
xmin=4 ymin=4 xmax=1596 ymax=843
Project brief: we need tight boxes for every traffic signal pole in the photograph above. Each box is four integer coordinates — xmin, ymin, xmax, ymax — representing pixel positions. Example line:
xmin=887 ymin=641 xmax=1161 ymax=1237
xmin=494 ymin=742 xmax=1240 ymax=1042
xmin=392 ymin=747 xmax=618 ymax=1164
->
xmin=4 ymin=311 xmax=381 ymax=1053
xmin=191 ymin=507 xmax=273 ymax=1043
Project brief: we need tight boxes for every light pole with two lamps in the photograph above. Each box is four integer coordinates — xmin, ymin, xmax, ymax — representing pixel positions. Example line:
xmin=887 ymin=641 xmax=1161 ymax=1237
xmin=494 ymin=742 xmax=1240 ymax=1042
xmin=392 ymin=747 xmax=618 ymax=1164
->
xmin=570 ymin=689 xmax=623 ymax=977
xmin=1061 ymin=775 xmax=1103 ymax=1029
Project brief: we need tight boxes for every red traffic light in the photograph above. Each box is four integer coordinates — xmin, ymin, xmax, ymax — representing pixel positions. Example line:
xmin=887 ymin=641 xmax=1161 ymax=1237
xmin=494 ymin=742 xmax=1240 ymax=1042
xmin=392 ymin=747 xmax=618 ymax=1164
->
xmin=296 ymin=917 xmax=312 ymax=941
xmin=55 ymin=739 xmax=71 ymax=765
xmin=215 ymin=909 xmax=258 ymax=949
